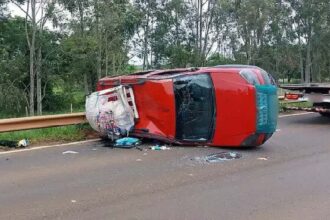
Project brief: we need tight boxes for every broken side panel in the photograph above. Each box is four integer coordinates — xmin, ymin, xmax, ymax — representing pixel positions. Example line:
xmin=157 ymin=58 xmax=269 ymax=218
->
xmin=86 ymin=86 xmax=136 ymax=139
xmin=174 ymin=73 xmax=216 ymax=141
xmin=131 ymin=80 xmax=176 ymax=139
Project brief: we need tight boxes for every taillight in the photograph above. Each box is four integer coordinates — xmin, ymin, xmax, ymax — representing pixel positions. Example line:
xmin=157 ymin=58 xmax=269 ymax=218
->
xmin=285 ymin=93 xmax=302 ymax=100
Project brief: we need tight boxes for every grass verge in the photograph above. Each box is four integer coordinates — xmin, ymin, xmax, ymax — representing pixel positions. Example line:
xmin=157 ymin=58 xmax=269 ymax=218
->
xmin=0 ymin=124 xmax=96 ymax=145
xmin=279 ymin=101 xmax=313 ymax=113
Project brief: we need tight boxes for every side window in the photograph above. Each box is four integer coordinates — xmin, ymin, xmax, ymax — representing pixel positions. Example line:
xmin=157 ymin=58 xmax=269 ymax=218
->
xmin=174 ymin=74 xmax=215 ymax=141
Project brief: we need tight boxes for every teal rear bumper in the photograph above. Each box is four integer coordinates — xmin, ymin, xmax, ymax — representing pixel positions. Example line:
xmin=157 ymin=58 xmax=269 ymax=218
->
xmin=255 ymin=85 xmax=278 ymax=133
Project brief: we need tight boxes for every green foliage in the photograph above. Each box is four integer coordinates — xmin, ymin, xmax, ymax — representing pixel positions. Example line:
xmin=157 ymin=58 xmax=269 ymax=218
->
xmin=206 ymin=53 xmax=237 ymax=67
xmin=0 ymin=17 xmax=29 ymax=116
xmin=1 ymin=0 xmax=330 ymax=119
xmin=279 ymin=101 xmax=313 ymax=113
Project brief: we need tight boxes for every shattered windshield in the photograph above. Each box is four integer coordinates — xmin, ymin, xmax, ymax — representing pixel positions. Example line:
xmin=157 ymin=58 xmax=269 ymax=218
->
xmin=174 ymin=74 xmax=215 ymax=141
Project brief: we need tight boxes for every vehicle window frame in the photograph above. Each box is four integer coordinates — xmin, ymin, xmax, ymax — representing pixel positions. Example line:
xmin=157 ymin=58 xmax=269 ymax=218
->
xmin=173 ymin=72 xmax=216 ymax=142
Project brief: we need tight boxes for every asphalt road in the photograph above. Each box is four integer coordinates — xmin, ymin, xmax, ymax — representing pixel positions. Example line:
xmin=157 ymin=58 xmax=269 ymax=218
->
xmin=0 ymin=112 xmax=330 ymax=220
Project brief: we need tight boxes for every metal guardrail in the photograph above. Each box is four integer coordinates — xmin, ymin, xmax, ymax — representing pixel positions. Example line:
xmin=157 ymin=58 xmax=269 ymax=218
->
xmin=0 ymin=113 xmax=86 ymax=133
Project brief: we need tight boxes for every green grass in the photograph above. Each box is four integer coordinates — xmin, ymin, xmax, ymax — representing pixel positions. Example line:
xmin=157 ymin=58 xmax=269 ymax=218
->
xmin=0 ymin=124 xmax=93 ymax=144
xmin=279 ymin=101 xmax=313 ymax=112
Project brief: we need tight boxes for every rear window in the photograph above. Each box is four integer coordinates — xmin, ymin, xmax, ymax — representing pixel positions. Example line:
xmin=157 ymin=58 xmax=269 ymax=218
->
xmin=174 ymin=74 xmax=215 ymax=141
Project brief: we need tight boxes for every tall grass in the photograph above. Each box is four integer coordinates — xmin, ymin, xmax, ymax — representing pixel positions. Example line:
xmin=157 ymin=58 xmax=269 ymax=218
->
xmin=0 ymin=124 xmax=92 ymax=143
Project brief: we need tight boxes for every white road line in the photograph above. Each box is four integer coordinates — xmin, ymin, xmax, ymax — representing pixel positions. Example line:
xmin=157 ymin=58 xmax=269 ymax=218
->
xmin=0 ymin=139 xmax=101 ymax=155
xmin=279 ymin=112 xmax=315 ymax=118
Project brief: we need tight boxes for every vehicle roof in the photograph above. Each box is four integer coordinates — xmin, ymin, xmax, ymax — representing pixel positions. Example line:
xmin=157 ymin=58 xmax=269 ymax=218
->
xmin=98 ymin=65 xmax=260 ymax=82
xmin=281 ymin=83 xmax=330 ymax=91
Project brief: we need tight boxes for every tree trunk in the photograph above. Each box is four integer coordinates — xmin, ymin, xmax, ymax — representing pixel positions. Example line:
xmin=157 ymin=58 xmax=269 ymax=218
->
xmin=305 ymin=40 xmax=311 ymax=83
xmin=36 ymin=3 xmax=44 ymax=116
xmin=297 ymin=26 xmax=304 ymax=83
xmin=195 ymin=0 xmax=199 ymax=65
xmin=112 ymin=54 xmax=116 ymax=75
xmin=29 ymin=0 xmax=37 ymax=116
xmin=143 ymin=15 xmax=149 ymax=70
xmin=105 ymin=31 xmax=109 ymax=76
xmin=29 ymin=40 xmax=35 ymax=116
xmin=78 ymin=1 xmax=89 ymax=95
xmin=95 ymin=0 xmax=102 ymax=80
xmin=84 ymin=73 xmax=89 ymax=95
xmin=198 ymin=0 xmax=202 ymax=65
xmin=36 ymin=46 xmax=42 ymax=115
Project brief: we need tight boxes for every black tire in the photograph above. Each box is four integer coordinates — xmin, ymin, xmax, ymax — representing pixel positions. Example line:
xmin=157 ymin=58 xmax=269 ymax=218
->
xmin=319 ymin=112 xmax=330 ymax=117
xmin=313 ymin=103 xmax=330 ymax=117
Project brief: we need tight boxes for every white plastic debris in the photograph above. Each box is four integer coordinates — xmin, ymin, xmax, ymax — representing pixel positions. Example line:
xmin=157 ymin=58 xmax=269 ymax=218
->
xmin=257 ymin=157 xmax=268 ymax=161
xmin=150 ymin=145 xmax=171 ymax=150
xmin=17 ymin=139 xmax=29 ymax=148
xmin=62 ymin=150 xmax=79 ymax=155
xmin=191 ymin=152 xmax=242 ymax=164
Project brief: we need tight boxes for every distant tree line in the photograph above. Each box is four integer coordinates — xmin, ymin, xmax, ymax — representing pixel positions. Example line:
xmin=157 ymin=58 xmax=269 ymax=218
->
xmin=0 ymin=0 xmax=329 ymax=117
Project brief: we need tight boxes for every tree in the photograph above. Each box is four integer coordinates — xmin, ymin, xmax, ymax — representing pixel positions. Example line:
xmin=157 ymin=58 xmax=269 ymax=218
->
xmin=10 ymin=0 xmax=57 ymax=115
xmin=287 ymin=0 xmax=330 ymax=82
xmin=0 ymin=17 xmax=29 ymax=117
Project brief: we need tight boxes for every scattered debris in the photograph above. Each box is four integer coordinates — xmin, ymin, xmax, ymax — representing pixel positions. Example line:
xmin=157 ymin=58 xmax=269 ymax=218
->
xmin=190 ymin=156 xmax=207 ymax=164
xmin=17 ymin=139 xmax=29 ymax=148
xmin=191 ymin=152 xmax=242 ymax=164
xmin=92 ymin=148 xmax=98 ymax=151
xmin=143 ymin=153 xmax=148 ymax=156
xmin=150 ymin=145 xmax=170 ymax=150
xmin=135 ymin=146 xmax=143 ymax=151
xmin=136 ymin=159 xmax=142 ymax=162
xmin=257 ymin=157 xmax=268 ymax=161
xmin=0 ymin=139 xmax=29 ymax=149
xmin=206 ymin=152 xmax=242 ymax=163
xmin=276 ymin=129 xmax=281 ymax=132
xmin=114 ymin=137 xmax=141 ymax=148
xmin=196 ymin=145 xmax=209 ymax=148
xmin=62 ymin=150 xmax=79 ymax=155
xmin=71 ymin=200 xmax=77 ymax=203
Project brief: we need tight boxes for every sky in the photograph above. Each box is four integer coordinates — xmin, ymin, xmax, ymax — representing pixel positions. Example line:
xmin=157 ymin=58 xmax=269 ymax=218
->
xmin=8 ymin=2 xmax=26 ymax=17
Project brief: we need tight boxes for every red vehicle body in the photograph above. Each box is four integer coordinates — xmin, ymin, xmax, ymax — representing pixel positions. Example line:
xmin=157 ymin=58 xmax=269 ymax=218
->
xmin=97 ymin=65 xmax=278 ymax=147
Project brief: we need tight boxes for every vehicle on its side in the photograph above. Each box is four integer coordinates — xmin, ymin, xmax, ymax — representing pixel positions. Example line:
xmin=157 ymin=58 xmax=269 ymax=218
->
xmin=281 ymin=84 xmax=330 ymax=117
xmin=93 ymin=65 xmax=278 ymax=147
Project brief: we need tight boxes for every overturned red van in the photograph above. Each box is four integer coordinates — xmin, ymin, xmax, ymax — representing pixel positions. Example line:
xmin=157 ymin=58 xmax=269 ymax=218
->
xmin=94 ymin=65 xmax=278 ymax=147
